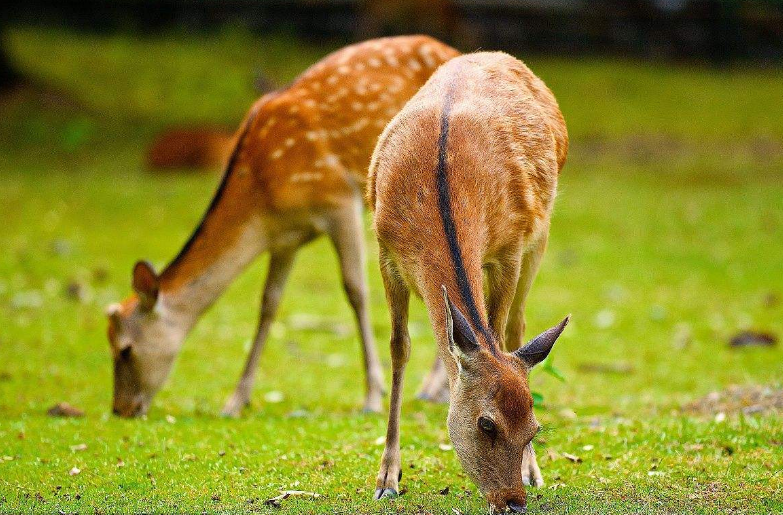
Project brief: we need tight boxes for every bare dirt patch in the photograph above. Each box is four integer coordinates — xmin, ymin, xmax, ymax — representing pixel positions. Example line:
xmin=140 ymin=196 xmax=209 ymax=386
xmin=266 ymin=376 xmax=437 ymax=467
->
xmin=683 ymin=385 xmax=783 ymax=416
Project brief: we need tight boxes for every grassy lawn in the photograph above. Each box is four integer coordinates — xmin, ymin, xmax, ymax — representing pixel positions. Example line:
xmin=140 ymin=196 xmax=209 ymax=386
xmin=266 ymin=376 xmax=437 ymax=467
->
xmin=1 ymin=28 xmax=782 ymax=514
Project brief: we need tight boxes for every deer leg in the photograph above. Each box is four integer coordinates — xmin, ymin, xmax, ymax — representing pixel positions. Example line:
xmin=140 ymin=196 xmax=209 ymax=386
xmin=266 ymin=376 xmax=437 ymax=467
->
xmin=221 ymin=249 xmax=297 ymax=417
xmin=522 ymin=443 xmax=545 ymax=487
xmin=486 ymin=254 xmax=523 ymax=351
xmin=327 ymin=201 xmax=385 ymax=413
xmin=505 ymin=235 xmax=548 ymax=351
xmin=416 ymin=355 xmax=450 ymax=403
xmin=374 ymin=252 xmax=411 ymax=500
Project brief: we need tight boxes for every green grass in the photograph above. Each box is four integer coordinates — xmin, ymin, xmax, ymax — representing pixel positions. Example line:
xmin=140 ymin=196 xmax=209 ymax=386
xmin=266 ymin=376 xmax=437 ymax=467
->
xmin=1 ymin=28 xmax=783 ymax=514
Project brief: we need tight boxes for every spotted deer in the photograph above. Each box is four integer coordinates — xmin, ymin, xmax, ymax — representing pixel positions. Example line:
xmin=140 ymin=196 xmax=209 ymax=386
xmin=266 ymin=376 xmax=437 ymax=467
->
xmin=367 ymin=52 xmax=569 ymax=512
xmin=106 ymin=36 xmax=460 ymax=418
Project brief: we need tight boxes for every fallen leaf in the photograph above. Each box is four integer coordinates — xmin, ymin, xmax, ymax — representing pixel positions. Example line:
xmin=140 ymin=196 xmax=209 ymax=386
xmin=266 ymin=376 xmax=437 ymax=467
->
xmin=264 ymin=391 xmax=284 ymax=403
xmin=264 ymin=490 xmax=320 ymax=507
xmin=68 ymin=467 xmax=81 ymax=476
xmin=165 ymin=415 xmax=176 ymax=424
xmin=47 ymin=403 xmax=84 ymax=418
xmin=558 ymin=408 xmax=577 ymax=420
xmin=729 ymin=331 xmax=777 ymax=348
xmin=594 ymin=309 xmax=616 ymax=329
xmin=714 ymin=412 xmax=726 ymax=423
xmin=439 ymin=443 xmax=453 ymax=451
xmin=70 ymin=443 xmax=87 ymax=452
xmin=374 ymin=436 xmax=386 ymax=445
xmin=562 ymin=452 xmax=582 ymax=463
xmin=582 ymin=445 xmax=594 ymax=451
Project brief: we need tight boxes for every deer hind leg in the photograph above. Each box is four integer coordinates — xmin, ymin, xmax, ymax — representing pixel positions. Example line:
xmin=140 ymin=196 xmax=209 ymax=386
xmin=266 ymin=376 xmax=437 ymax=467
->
xmin=486 ymin=254 xmax=523 ymax=350
xmin=327 ymin=200 xmax=385 ymax=413
xmin=374 ymin=248 xmax=411 ymax=500
xmin=416 ymin=355 xmax=450 ymax=403
xmin=505 ymin=234 xmax=548 ymax=351
xmin=221 ymin=248 xmax=297 ymax=417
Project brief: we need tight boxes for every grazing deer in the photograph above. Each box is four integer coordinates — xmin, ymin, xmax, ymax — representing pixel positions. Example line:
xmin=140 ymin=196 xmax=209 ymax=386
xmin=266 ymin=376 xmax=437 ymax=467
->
xmin=106 ymin=36 xmax=460 ymax=418
xmin=367 ymin=52 xmax=569 ymax=512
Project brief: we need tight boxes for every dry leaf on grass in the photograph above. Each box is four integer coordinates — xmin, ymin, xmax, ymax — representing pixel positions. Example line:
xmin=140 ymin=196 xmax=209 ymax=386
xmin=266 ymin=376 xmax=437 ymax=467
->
xmin=562 ymin=452 xmax=582 ymax=463
xmin=47 ymin=403 xmax=84 ymax=418
xmin=69 ymin=443 xmax=87 ymax=452
xmin=729 ymin=331 xmax=777 ymax=348
xmin=68 ymin=467 xmax=81 ymax=476
xmin=264 ymin=490 xmax=320 ymax=507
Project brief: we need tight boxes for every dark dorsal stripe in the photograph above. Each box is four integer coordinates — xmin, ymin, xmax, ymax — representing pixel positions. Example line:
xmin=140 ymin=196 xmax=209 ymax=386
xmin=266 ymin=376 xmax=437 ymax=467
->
xmin=435 ymin=81 xmax=493 ymax=345
xmin=162 ymin=106 xmax=261 ymax=277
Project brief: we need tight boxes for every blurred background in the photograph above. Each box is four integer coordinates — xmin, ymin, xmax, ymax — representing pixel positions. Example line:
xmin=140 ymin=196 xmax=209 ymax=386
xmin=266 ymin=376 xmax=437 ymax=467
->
xmin=0 ymin=2 xmax=781 ymax=512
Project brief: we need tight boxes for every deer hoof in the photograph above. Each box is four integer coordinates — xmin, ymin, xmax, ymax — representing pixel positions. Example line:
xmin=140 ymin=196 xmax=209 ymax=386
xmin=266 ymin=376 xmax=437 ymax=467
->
xmin=373 ymin=488 xmax=398 ymax=500
xmin=220 ymin=394 xmax=248 ymax=418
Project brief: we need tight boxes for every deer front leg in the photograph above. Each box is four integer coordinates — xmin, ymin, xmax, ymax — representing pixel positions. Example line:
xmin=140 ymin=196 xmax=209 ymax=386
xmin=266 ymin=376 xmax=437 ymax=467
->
xmin=522 ymin=443 xmax=544 ymax=487
xmin=328 ymin=201 xmax=385 ymax=413
xmin=222 ymin=249 xmax=297 ymax=417
xmin=374 ymin=255 xmax=411 ymax=500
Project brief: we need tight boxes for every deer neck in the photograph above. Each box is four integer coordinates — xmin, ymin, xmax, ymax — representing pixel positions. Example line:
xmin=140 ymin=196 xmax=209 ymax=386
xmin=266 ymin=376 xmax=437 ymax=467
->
xmin=156 ymin=218 xmax=266 ymax=332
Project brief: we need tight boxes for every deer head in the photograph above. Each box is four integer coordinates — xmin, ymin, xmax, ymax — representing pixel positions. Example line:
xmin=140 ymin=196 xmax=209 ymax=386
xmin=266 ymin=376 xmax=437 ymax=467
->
xmin=105 ymin=261 xmax=185 ymax=417
xmin=442 ymin=287 xmax=569 ymax=512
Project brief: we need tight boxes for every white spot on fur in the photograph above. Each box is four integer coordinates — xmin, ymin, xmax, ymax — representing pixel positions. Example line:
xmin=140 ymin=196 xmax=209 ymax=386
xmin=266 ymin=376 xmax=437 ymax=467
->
xmin=314 ymin=154 xmax=341 ymax=169
xmin=338 ymin=65 xmax=350 ymax=75
xmin=284 ymin=138 xmax=295 ymax=148
xmin=408 ymin=58 xmax=422 ymax=72
xmin=419 ymin=45 xmax=436 ymax=68
xmin=270 ymin=148 xmax=284 ymax=159
xmin=385 ymin=55 xmax=399 ymax=67
xmin=326 ymin=75 xmax=338 ymax=85
xmin=352 ymin=102 xmax=363 ymax=111
xmin=368 ymin=58 xmax=381 ymax=68
xmin=354 ymin=62 xmax=366 ymax=73
xmin=290 ymin=172 xmax=324 ymax=183
xmin=305 ymin=131 xmax=319 ymax=141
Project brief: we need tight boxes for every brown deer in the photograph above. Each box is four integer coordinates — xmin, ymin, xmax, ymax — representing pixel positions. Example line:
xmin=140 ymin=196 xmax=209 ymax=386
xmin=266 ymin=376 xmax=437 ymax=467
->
xmin=106 ymin=36 xmax=460 ymax=418
xmin=367 ymin=52 xmax=569 ymax=512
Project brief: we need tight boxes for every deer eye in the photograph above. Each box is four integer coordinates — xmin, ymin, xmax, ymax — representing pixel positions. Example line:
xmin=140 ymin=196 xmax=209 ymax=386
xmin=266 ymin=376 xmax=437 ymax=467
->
xmin=478 ymin=416 xmax=496 ymax=435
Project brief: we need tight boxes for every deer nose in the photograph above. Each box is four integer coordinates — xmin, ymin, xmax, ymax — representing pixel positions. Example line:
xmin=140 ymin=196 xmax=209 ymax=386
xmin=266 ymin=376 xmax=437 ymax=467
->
xmin=507 ymin=501 xmax=527 ymax=513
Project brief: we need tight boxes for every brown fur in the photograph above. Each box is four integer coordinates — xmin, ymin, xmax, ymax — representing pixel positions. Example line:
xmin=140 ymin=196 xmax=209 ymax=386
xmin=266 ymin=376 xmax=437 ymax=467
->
xmin=368 ymin=52 xmax=568 ymax=511
xmin=107 ymin=36 xmax=460 ymax=418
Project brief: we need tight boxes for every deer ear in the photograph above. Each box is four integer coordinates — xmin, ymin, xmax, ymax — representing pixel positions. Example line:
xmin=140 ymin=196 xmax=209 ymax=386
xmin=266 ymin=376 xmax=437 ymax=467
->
xmin=442 ymin=286 xmax=480 ymax=360
xmin=132 ymin=260 xmax=159 ymax=311
xmin=514 ymin=315 xmax=570 ymax=369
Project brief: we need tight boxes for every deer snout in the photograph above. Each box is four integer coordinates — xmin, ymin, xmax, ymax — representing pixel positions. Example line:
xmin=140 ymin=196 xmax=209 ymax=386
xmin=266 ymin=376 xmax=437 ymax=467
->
xmin=112 ymin=396 xmax=145 ymax=418
xmin=487 ymin=489 xmax=527 ymax=514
